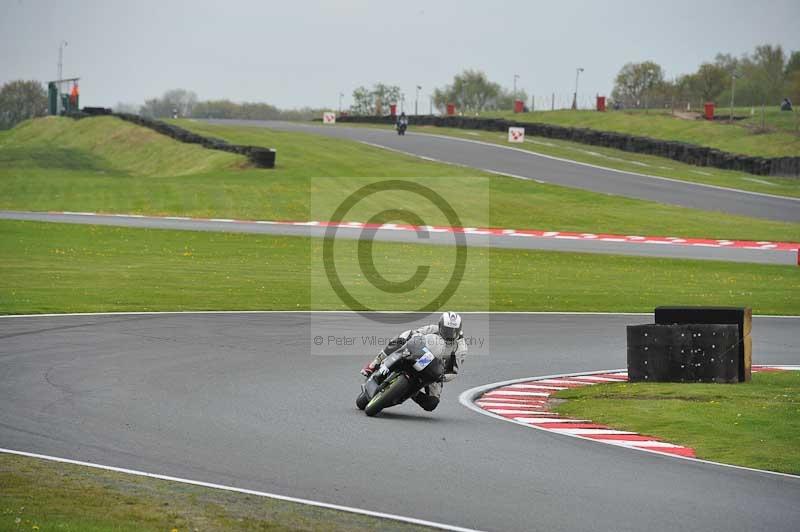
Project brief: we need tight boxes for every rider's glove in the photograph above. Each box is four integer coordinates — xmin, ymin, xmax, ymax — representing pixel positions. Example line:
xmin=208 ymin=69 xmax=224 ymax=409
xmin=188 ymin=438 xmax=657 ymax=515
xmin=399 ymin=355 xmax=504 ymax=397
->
xmin=360 ymin=361 xmax=378 ymax=377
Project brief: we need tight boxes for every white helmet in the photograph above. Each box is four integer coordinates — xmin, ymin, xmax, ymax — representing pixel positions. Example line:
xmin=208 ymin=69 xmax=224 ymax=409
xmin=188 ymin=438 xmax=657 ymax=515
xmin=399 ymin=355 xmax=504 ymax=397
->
xmin=438 ymin=311 xmax=462 ymax=341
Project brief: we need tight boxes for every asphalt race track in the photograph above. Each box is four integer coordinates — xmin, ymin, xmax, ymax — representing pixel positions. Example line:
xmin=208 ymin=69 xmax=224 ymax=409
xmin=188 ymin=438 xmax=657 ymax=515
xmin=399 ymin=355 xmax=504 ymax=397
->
xmin=2 ymin=312 xmax=798 ymax=532
xmin=1 ymin=210 xmax=794 ymax=265
xmin=202 ymin=119 xmax=800 ymax=223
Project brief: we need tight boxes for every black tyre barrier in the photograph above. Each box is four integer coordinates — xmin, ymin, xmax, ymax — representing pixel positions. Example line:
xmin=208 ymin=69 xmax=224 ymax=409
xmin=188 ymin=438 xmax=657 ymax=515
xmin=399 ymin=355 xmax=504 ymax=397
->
xmin=627 ymin=323 xmax=741 ymax=383
xmin=655 ymin=306 xmax=752 ymax=382
xmin=336 ymin=115 xmax=799 ymax=177
xmin=67 ymin=112 xmax=276 ymax=168
xmin=82 ymin=107 xmax=112 ymax=116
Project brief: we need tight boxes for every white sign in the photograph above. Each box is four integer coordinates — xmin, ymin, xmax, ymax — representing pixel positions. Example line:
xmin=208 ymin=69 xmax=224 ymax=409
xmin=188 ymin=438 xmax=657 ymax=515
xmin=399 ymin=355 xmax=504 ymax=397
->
xmin=323 ymin=112 xmax=336 ymax=124
xmin=508 ymin=127 xmax=525 ymax=143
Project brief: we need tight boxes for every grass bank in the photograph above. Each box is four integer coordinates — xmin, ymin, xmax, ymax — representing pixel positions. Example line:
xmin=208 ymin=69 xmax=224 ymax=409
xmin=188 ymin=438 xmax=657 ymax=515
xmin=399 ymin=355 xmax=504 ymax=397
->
xmin=2 ymin=117 xmax=799 ymax=242
xmin=1 ymin=220 xmax=797 ymax=315
xmin=0 ymin=115 xmax=241 ymax=176
xmin=483 ymin=109 xmax=800 ymax=158
xmin=724 ymin=105 xmax=800 ymax=134
xmin=0 ymin=452 xmax=435 ymax=532
xmin=554 ymin=371 xmax=800 ymax=474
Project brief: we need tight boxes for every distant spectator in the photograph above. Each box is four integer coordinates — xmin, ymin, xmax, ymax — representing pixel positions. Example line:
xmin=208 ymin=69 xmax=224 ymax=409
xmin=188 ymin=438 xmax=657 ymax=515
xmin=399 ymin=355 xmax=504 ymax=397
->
xmin=780 ymin=98 xmax=793 ymax=111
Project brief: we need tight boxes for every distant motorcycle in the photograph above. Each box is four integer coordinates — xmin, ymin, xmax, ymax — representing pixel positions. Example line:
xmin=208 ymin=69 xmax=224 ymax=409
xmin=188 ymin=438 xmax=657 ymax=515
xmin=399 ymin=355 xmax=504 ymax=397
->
xmin=396 ymin=121 xmax=407 ymax=135
xmin=356 ymin=334 xmax=444 ymax=416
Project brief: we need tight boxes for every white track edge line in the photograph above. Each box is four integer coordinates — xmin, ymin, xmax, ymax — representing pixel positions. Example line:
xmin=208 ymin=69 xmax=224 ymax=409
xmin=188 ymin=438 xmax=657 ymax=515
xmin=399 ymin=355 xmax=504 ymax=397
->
xmin=0 ymin=448 xmax=483 ymax=532
xmin=458 ymin=368 xmax=800 ymax=480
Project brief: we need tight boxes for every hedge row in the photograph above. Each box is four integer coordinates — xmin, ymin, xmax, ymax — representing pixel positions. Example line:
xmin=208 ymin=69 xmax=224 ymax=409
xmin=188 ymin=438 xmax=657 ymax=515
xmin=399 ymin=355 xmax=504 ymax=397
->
xmin=337 ymin=115 xmax=799 ymax=177
xmin=72 ymin=109 xmax=276 ymax=168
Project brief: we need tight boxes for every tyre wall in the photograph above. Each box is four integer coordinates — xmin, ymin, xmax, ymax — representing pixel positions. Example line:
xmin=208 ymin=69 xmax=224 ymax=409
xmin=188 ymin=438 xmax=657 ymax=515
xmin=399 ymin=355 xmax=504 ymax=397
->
xmin=336 ymin=115 xmax=799 ymax=177
xmin=72 ymin=109 xmax=276 ymax=168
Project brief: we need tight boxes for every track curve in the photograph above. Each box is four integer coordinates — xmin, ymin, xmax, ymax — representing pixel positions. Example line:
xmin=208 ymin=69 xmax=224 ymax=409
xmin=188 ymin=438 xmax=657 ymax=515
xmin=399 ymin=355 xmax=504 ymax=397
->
xmin=203 ymin=119 xmax=800 ymax=223
xmin=1 ymin=312 xmax=798 ymax=531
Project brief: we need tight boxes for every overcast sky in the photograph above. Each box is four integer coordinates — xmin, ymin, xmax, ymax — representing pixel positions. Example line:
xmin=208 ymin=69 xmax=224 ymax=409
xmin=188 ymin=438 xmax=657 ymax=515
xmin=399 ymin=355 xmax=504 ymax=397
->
xmin=3 ymin=0 xmax=799 ymax=110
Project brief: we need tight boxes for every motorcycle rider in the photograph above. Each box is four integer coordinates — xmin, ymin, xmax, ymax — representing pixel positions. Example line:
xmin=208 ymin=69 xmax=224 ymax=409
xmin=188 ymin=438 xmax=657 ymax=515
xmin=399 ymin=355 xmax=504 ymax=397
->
xmin=396 ymin=111 xmax=409 ymax=133
xmin=361 ymin=312 xmax=466 ymax=411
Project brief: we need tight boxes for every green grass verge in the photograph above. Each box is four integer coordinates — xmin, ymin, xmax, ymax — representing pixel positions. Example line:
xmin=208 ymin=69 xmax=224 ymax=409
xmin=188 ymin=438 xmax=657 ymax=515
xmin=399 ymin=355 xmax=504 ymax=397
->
xmin=553 ymin=371 xmax=800 ymax=475
xmin=0 ymin=453 xmax=435 ymax=532
xmin=0 ymin=116 xmax=241 ymax=176
xmin=637 ymin=106 xmax=800 ymax=136
xmin=734 ymin=106 xmax=800 ymax=134
xmin=171 ymin=121 xmax=800 ymax=242
xmin=2 ymin=117 xmax=799 ymax=242
xmin=342 ymin=122 xmax=800 ymax=198
xmin=482 ymin=109 xmax=800 ymax=158
xmin=1 ymin=220 xmax=798 ymax=315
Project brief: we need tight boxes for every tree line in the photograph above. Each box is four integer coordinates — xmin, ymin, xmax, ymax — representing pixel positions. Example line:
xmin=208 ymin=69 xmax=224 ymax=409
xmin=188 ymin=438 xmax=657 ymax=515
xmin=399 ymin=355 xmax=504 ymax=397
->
xmin=611 ymin=44 xmax=800 ymax=109
xmin=352 ymin=44 xmax=799 ymax=115
xmin=0 ymin=80 xmax=47 ymax=129
xmin=134 ymin=89 xmax=325 ymax=121
xmin=350 ymin=71 xmax=527 ymax=116
xmin=1 ymin=42 xmax=798 ymax=130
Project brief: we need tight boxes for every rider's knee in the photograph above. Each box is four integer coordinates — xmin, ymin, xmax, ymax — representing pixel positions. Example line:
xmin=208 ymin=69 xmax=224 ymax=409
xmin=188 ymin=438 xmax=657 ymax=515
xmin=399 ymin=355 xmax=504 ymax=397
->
xmin=415 ymin=395 xmax=439 ymax=411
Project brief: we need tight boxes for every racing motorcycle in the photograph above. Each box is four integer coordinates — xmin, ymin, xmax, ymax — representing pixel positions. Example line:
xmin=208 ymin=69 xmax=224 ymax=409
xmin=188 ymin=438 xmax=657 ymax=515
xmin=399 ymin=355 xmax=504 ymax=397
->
xmin=396 ymin=121 xmax=407 ymax=135
xmin=356 ymin=334 xmax=444 ymax=417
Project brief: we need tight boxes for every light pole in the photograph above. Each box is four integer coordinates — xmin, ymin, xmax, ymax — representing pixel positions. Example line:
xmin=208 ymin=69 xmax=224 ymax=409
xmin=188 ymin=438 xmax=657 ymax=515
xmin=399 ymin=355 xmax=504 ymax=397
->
xmin=415 ymin=85 xmax=421 ymax=115
xmin=57 ymin=40 xmax=68 ymax=114
xmin=729 ymin=72 xmax=739 ymax=122
xmin=572 ymin=67 xmax=584 ymax=110
xmin=338 ymin=92 xmax=344 ymax=114
xmin=513 ymin=74 xmax=519 ymax=95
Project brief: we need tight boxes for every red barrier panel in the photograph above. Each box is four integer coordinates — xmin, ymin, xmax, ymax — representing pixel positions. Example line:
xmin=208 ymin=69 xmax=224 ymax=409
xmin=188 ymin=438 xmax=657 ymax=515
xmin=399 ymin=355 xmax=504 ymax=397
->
xmin=596 ymin=96 xmax=606 ymax=112
xmin=704 ymin=102 xmax=715 ymax=120
xmin=446 ymin=103 xmax=456 ymax=116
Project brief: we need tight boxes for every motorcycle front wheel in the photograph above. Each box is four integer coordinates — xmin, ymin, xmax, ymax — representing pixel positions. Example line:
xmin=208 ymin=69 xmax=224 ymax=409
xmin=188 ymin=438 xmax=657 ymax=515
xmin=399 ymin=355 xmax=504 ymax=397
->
xmin=356 ymin=390 xmax=369 ymax=410
xmin=364 ymin=374 xmax=410 ymax=417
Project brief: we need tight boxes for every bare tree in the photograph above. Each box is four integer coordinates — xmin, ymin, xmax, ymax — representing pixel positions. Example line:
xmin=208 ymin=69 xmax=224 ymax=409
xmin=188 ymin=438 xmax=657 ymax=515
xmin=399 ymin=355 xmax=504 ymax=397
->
xmin=787 ymin=51 xmax=800 ymax=105
xmin=140 ymin=88 xmax=198 ymax=118
xmin=371 ymin=83 xmax=401 ymax=115
xmin=611 ymin=61 xmax=665 ymax=108
xmin=433 ymin=70 xmax=503 ymax=113
xmin=752 ymin=44 xmax=786 ymax=104
xmin=0 ymin=80 xmax=47 ymax=129
xmin=163 ymin=89 xmax=197 ymax=117
xmin=114 ymin=102 xmax=140 ymax=115
xmin=351 ymin=86 xmax=373 ymax=115
xmin=688 ymin=63 xmax=728 ymax=102
xmin=349 ymin=83 xmax=401 ymax=115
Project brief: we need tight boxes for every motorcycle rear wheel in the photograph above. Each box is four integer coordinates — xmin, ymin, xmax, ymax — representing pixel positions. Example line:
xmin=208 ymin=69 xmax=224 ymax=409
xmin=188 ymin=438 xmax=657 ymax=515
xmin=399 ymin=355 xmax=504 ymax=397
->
xmin=364 ymin=374 xmax=410 ymax=417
